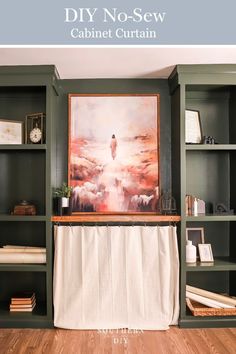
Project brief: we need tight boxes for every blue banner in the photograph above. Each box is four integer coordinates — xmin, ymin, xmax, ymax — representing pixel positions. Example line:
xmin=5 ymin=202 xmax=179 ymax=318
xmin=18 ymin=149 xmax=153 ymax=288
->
xmin=0 ymin=0 xmax=235 ymax=45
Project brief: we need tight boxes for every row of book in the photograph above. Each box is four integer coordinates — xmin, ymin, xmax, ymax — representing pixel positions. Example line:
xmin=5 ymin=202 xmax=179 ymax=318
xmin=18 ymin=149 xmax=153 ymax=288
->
xmin=185 ymin=195 xmax=206 ymax=216
xmin=0 ymin=245 xmax=46 ymax=263
xmin=10 ymin=292 xmax=36 ymax=312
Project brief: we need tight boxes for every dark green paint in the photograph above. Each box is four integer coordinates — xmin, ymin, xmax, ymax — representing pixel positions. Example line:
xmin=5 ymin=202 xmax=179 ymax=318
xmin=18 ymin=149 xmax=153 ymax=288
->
xmin=169 ymin=64 xmax=236 ymax=328
xmin=1 ymin=64 xmax=236 ymax=329
xmin=0 ymin=65 xmax=58 ymax=328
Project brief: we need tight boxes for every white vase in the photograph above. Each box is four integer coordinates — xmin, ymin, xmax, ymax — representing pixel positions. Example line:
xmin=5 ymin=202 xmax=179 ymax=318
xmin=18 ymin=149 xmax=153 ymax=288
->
xmin=61 ymin=197 xmax=69 ymax=208
xmin=186 ymin=240 xmax=196 ymax=263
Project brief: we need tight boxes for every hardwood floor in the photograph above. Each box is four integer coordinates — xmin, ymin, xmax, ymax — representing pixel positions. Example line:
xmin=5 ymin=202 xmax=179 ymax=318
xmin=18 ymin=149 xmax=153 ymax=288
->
xmin=1 ymin=327 xmax=236 ymax=354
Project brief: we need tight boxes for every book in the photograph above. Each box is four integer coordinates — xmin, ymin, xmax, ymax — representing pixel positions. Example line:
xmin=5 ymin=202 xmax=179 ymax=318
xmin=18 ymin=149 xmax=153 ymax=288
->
xmin=11 ymin=295 xmax=36 ymax=305
xmin=10 ymin=299 xmax=36 ymax=309
xmin=10 ymin=302 xmax=36 ymax=312
xmin=11 ymin=292 xmax=35 ymax=301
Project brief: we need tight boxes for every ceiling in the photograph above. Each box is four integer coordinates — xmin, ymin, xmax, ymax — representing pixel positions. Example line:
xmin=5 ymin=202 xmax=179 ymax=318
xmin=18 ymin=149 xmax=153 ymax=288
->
xmin=0 ymin=47 xmax=236 ymax=79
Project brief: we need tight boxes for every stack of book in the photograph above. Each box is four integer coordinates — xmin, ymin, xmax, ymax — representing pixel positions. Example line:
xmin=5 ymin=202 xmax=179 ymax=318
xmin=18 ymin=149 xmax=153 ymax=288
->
xmin=0 ymin=245 xmax=46 ymax=263
xmin=10 ymin=292 xmax=36 ymax=312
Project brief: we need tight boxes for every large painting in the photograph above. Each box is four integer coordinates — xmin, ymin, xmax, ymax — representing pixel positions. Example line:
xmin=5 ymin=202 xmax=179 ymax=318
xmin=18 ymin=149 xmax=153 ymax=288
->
xmin=69 ymin=94 xmax=160 ymax=213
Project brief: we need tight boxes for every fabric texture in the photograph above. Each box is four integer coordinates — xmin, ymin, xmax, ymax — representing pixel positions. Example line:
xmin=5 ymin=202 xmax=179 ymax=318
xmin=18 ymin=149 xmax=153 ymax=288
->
xmin=53 ymin=225 xmax=179 ymax=330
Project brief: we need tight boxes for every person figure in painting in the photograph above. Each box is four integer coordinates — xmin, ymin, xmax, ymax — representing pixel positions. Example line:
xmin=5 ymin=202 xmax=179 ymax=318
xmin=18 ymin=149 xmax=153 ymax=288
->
xmin=110 ymin=134 xmax=117 ymax=160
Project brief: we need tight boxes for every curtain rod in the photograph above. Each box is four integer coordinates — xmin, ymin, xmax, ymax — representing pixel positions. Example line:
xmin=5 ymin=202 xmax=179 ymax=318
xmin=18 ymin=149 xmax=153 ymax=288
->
xmin=51 ymin=215 xmax=181 ymax=223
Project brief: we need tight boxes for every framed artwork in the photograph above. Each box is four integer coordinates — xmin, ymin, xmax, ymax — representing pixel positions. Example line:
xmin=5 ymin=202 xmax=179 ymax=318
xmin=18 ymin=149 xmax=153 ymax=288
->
xmin=185 ymin=110 xmax=202 ymax=144
xmin=68 ymin=94 xmax=160 ymax=214
xmin=198 ymin=244 xmax=214 ymax=262
xmin=0 ymin=119 xmax=23 ymax=144
xmin=186 ymin=228 xmax=205 ymax=257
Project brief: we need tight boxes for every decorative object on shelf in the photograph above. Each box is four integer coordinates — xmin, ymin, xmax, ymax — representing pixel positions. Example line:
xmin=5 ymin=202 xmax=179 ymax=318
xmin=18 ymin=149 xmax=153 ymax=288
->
xmin=53 ymin=182 xmax=73 ymax=216
xmin=185 ymin=195 xmax=205 ymax=216
xmin=12 ymin=200 xmax=36 ymax=215
xmin=213 ymin=202 xmax=234 ymax=215
xmin=186 ymin=228 xmax=205 ymax=259
xmin=185 ymin=110 xmax=202 ymax=144
xmin=25 ymin=112 xmax=45 ymax=144
xmin=186 ymin=298 xmax=236 ymax=317
xmin=0 ymin=245 xmax=46 ymax=263
xmin=186 ymin=285 xmax=236 ymax=307
xmin=198 ymin=243 xmax=214 ymax=263
xmin=197 ymin=199 xmax=206 ymax=215
xmin=68 ymin=94 xmax=160 ymax=214
xmin=193 ymin=197 xmax=198 ymax=216
xmin=186 ymin=285 xmax=236 ymax=316
xmin=0 ymin=119 xmax=23 ymax=144
xmin=186 ymin=240 xmax=196 ymax=264
xmin=202 ymin=135 xmax=218 ymax=144
xmin=159 ymin=191 xmax=177 ymax=215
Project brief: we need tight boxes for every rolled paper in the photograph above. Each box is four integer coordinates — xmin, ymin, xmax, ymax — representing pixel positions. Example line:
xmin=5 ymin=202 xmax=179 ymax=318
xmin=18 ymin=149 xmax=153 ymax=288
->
xmin=0 ymin=252 xmax=46 ymax=263
xmin=187 ymin=285 xmax=236 ymax=307
xmin=186 ymin=291 xmax=235 ymax=309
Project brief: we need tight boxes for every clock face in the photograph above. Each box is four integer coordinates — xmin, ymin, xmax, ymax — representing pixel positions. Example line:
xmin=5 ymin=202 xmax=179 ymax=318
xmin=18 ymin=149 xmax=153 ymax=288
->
xmin=30 ymin=127 xmax=42 ymax=143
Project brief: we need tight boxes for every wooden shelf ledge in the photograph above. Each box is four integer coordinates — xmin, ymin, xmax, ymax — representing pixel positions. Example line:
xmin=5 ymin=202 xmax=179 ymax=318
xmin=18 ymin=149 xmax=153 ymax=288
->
xmin=51 ymin=215 xmax=181 ymax=223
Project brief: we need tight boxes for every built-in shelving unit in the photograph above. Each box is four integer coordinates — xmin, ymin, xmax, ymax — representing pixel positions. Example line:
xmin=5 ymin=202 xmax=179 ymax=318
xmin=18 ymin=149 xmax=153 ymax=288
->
xmin=0 ymin=66 xmax=59 ymax=328
xmin=169 ymin=64 xmax=236 ymax=328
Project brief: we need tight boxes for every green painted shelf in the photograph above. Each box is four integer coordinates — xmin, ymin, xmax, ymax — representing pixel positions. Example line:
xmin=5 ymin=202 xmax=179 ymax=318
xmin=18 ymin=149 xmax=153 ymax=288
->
xmin=0 ymin=66 xmax=57 ymax=329
xmin=0 ymin=301 xmax=54 ymax=327
xmin=0 ymin=264 xmax=47 ymax=272
xmin=186 ymin=257 xmax=236 ymax=271
xmin=0 ymin=301 xmax=46 ymax=318
xmin=0 ymin=215 xmax=47 ymax=222
xmin=185 ymin=215 xmax=236 ymax=222
xmin=185 ymin=144 xmax=236 ymax=150
xmin=180 ymin=316 xmax=236 ymax=328
xmin=170 ymin=64 xmax=236 ymax=328
xmin=0 ymin=144 xmax=47 ymax=150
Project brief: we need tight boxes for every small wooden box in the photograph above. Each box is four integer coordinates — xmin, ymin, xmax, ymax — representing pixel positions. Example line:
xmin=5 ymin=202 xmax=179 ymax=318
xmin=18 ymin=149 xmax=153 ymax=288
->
xmin=13 ymin=204 xmax=36 ymax=216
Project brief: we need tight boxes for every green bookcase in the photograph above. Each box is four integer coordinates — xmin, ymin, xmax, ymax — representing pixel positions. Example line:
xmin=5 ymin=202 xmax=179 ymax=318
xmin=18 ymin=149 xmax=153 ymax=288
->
xmin=169 ymin=64 xmax=236 ymax=328
xmin=0 ymin=66 xmax=59 ymax=328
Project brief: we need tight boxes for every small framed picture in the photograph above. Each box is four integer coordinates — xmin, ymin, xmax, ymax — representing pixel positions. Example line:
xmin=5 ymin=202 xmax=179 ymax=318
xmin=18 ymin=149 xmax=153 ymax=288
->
xmin=198 ymin=243 xmax=214 ymax=262
xmin=0 ymin=119 xmax=23 ymax=144
xmin=185 ymin=110 xmax=202 ymax=144
xmin=186 ymin=228 xmax=205 ymax=258
xmin=186 ymin=228 xmax=205 ymax=246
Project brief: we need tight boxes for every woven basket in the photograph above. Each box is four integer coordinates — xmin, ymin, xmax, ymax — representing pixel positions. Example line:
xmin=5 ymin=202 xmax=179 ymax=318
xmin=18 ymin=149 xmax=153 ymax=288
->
xmin=186 ymin=298 xmax=236 ymax=316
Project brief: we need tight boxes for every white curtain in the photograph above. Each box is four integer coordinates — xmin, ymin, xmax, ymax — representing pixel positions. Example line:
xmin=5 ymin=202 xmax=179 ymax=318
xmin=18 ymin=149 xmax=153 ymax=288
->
xmin=53 ymin=225 xmax=179 ymax=330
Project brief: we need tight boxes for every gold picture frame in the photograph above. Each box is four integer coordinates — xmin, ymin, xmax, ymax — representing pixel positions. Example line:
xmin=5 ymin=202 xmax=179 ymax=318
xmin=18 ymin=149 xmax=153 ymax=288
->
xmin=68 ymin=93 xmax=160 ymax=214
xmin=0 ymin=119 xmax=23 ymax=144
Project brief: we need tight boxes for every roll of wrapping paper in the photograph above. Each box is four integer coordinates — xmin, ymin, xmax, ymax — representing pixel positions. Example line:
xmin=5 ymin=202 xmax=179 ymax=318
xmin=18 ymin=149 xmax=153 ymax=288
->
xmin=186 ymin=291 xmax=234 ymax=309
xmin=187 ymin=285 xmax=236 ymax=307
xmin=0 ymin=252 xmax=46 ymax=263
xmin=1 ymin=246 xmax=46 ymax=253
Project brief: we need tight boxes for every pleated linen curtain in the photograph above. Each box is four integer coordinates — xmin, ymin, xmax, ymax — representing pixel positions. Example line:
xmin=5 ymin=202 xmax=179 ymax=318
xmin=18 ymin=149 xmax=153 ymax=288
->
xmin=53 ymin=225 xmax=179 ymax=330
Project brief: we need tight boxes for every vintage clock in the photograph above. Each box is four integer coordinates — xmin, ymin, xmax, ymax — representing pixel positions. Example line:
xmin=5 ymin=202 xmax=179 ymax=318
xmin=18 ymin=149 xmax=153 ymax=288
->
xmin=25 ymin=113 xmax=45 ymax=144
